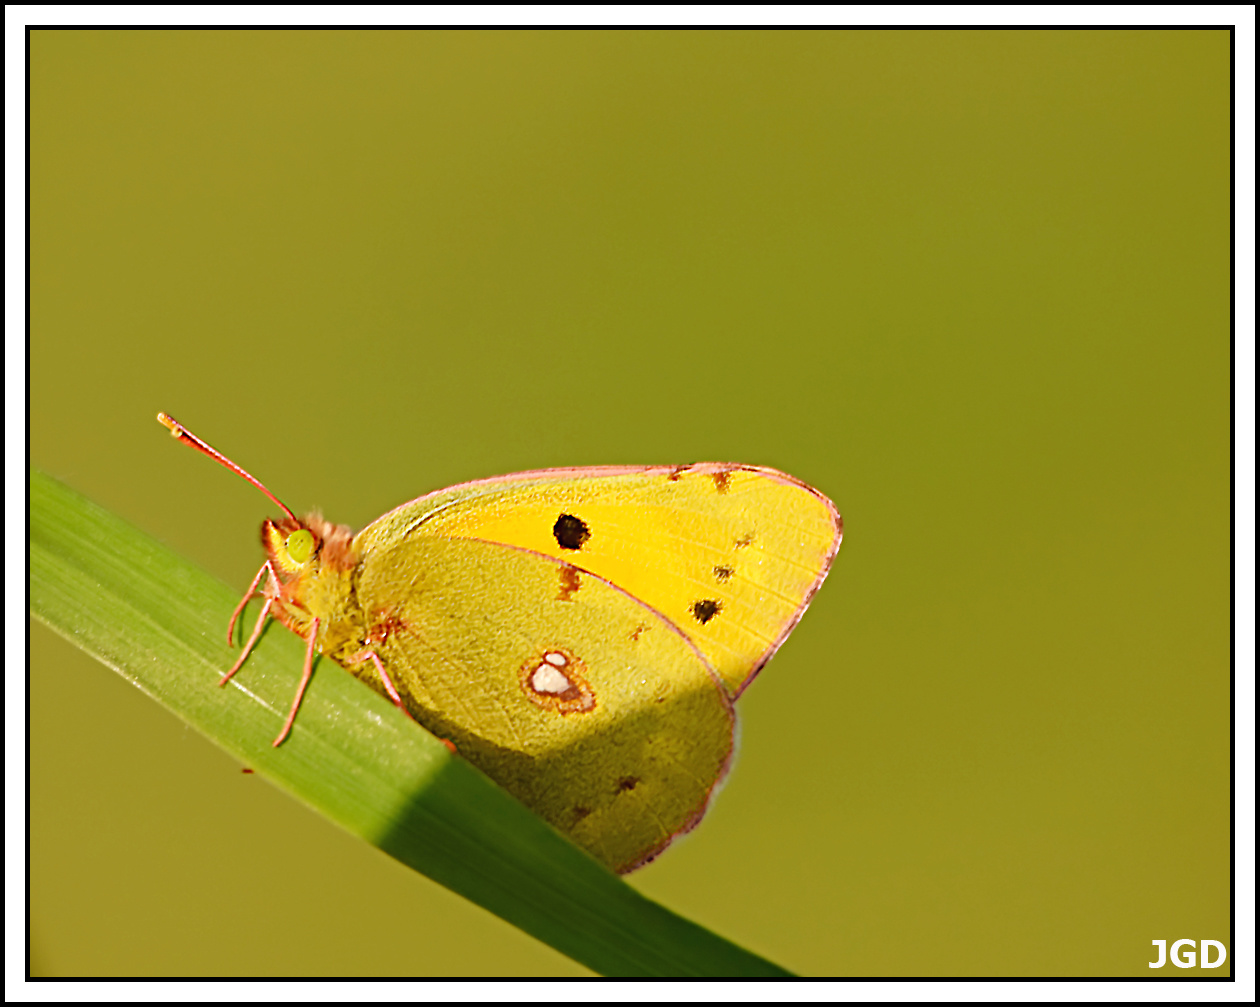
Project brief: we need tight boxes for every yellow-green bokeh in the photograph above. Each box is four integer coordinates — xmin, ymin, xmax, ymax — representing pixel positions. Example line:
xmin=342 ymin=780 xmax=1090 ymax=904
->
xmin=29 ymin=29 xmax=1230 ymax=976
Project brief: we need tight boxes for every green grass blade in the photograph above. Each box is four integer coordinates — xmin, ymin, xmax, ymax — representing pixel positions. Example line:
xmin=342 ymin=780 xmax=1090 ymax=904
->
xmin=28 ymin=469 xmax=792 ymax=978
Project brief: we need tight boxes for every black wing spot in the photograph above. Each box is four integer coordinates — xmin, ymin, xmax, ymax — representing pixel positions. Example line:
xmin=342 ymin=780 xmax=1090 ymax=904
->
xmin=616 ymin=776 xmax=640 ymax=793
xmin=691 ymin=599 xmax=722 ymax=625
xmin=553 ymin=513 xmax=591 ymax=550
xmin=712 ymin=565 xmax=733 ymax=582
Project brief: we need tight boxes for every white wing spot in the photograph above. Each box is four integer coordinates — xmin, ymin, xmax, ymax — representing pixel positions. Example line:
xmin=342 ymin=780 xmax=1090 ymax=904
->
xmin=532 ymin=663 xmax=575 ymax=695
xmin=520 ymin=647 xmax=595 ymax=713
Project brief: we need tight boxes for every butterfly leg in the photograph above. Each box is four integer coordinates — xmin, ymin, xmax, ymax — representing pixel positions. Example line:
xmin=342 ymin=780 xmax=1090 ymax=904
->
xmin=273 ymin=618 xmax=319 ymax=747
xmin=346 ymin=648 xmax=456 ymax=754
xmin=220 ymin=596 xmax=273 ymax=686
xmin=227 ymin=560 xmax=275 ymax=646
xmin=368 ymin=651 xmax=408 ymax=709
xmin=346 ymin=649 xmax=413 ymax=719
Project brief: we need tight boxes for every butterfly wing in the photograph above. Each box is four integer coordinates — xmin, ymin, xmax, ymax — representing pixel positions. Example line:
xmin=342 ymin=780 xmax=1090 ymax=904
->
xmin=355 ymin=463 xmax=842 ymax=698
xmin=350 ymin=534 xmax=735 ymax=874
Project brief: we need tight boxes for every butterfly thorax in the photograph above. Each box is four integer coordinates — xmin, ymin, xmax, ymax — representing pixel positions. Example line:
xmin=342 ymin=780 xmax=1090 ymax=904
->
xmin=261 ymin=514 xmax=369 ymax=661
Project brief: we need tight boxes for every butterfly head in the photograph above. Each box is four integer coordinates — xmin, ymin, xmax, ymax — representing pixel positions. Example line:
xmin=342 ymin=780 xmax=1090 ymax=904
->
xmin=263 ymin=518 xmax=319 ymax=576
xmin=262 ymin=514 xmax=357 ymax=581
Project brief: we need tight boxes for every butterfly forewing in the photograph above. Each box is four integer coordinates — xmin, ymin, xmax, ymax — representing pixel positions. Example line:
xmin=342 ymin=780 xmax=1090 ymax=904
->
xmin=356 ymin=464 xmax=841 ymax=697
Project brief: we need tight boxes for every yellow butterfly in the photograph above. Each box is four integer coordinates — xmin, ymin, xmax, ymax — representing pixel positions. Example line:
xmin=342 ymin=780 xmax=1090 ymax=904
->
xmin=159 ymin=413 xmax=842 ymax=873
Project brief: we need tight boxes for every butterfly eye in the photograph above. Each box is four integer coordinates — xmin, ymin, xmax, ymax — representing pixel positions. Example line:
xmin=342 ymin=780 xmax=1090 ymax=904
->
xmin=285 ymin=529 xmax=315 ymax=565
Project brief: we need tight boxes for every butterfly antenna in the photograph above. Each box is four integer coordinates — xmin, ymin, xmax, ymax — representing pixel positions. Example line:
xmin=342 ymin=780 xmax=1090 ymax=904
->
xmin=157 ymin=412 xmax=299 ymax=522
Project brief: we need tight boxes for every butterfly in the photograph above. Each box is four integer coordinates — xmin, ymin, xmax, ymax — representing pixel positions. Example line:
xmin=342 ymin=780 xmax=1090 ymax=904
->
xmin=158 ymin=413 xmax=842 ymax=873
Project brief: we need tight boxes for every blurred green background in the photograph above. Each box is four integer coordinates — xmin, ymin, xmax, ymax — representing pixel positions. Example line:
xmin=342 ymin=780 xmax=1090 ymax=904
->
xmin=29 ymin=29 xmax=1230 ymax=977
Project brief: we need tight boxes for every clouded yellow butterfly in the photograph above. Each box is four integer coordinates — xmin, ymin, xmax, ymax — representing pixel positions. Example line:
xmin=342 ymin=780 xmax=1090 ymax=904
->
xmin=158 ymin=413 xmax=842 ymax=873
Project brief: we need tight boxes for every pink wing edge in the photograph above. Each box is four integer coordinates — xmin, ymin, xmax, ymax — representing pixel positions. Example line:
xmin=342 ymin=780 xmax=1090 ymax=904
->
xmin=362 ymin=462 xmax=733 ymax=528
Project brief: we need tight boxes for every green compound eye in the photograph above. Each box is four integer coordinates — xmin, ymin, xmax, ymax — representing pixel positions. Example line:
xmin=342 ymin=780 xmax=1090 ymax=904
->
xmin=286 ymin=529 xmax=315 ymax=565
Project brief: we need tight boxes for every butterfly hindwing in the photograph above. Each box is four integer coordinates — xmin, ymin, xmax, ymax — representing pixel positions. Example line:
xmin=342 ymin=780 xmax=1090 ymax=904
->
xmin=349 ymin=534 xmax=735 ymax=874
